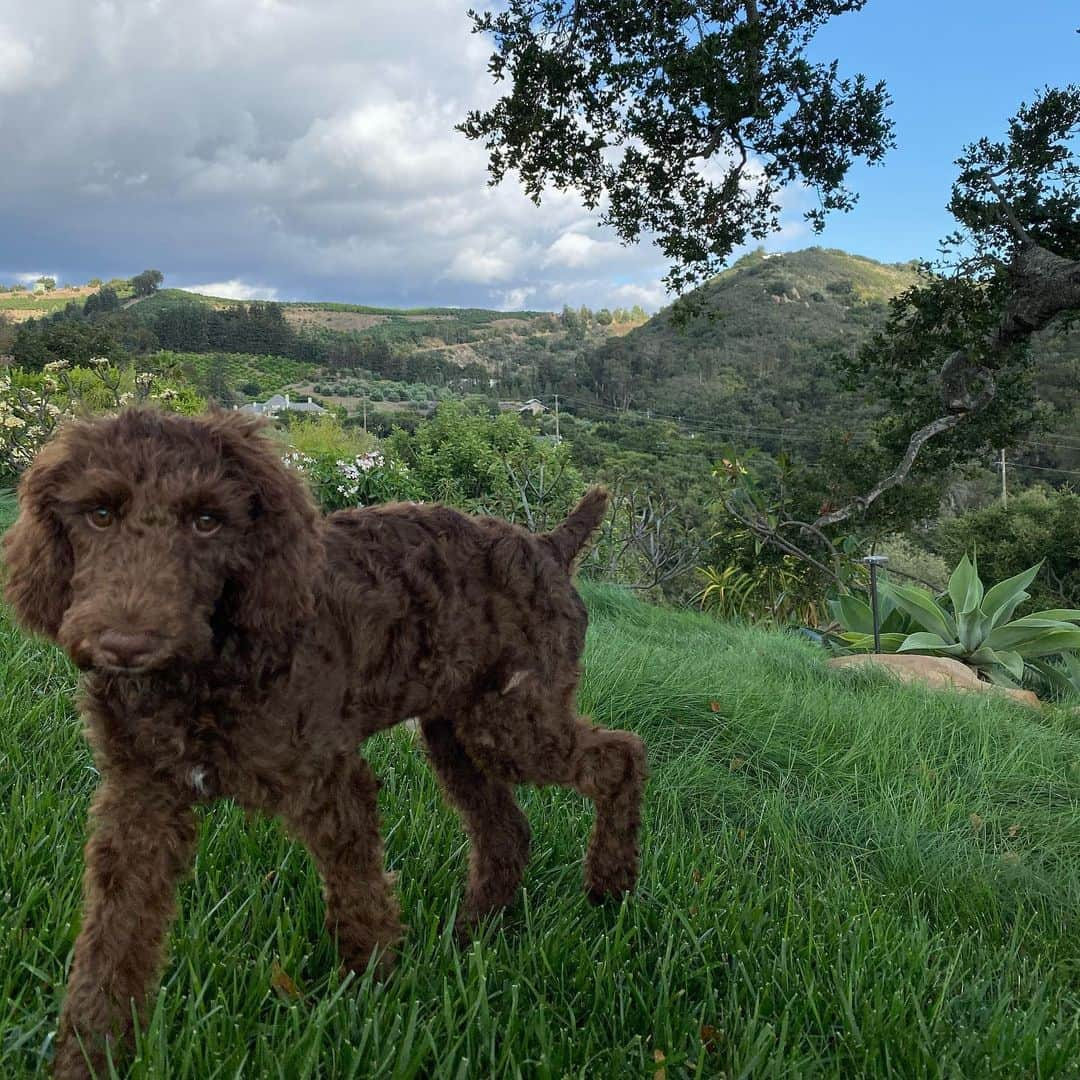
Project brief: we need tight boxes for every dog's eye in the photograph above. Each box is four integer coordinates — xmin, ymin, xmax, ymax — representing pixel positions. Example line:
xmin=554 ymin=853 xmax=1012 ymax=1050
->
xmin=192 ymin=512 xmax=221 ymax=536
xmin=87 ymin=507 xmax=115 ymax=529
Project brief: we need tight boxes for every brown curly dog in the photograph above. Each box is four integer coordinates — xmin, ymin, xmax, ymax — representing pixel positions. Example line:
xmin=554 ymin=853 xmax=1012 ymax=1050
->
xmin=3 ymin=407 xmax=648 ymax=1079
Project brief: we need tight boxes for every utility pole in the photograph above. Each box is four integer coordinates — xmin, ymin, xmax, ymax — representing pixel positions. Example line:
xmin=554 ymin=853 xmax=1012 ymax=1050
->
xmin=1000 ymin=448 xmax=1007 ymax=506
xmin=554 ymin=394 xmax=560 ymax=442
xmin=363 ymin=394 xmax=368 ymax=435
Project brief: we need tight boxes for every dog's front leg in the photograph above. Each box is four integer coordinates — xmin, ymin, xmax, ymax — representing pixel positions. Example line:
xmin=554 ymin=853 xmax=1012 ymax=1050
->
xmin=280 ymin=754 xmax=401 ymax=979
xmin=54 ymin=772 xmax=196 ymax=1080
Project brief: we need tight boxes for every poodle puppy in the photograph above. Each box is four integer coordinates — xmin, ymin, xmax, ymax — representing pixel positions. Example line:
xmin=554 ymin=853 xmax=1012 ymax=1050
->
xmin=3 ymin=408 xmax=647 ymax=1079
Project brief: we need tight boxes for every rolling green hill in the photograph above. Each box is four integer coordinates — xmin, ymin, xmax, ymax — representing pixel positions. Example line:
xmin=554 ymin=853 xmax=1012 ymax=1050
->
xmin=572 ymin=247 xmax=922 ymax=435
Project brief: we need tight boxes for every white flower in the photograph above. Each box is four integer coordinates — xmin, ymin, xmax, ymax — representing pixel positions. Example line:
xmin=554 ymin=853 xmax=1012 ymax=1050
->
xmin=45 ymin=403 xmax=61 ymax=417
xmin=135 ymin=372 xmax=154 ymax=388
xmin=88 ymin=356 xmax=111 ymax=367
xmin=43 ymin=359 xmax=69 ymax=372
xmin=4 ymin=415 xmax=25 ymax=429
xmin=118 ymin=392 xmax=134 ymax=405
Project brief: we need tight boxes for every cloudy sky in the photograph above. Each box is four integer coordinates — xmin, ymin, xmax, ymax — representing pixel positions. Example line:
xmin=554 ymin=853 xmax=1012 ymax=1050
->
xmin=0 ymin=0 xmax=1076 ymax=311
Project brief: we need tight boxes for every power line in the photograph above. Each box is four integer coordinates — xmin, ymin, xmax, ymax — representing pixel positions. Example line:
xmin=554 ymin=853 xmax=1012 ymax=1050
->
xmin=552 ymin=395 xmax=876 ymax=447
xmin=1004 ymin=461 xmax=1080 ymax=480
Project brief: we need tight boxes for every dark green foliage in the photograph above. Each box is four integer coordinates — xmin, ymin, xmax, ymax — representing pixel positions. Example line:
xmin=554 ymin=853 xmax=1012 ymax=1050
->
xmin=933 ymin=486 xmax=1080 ymax=609
xmin=842 ymin=269 xmax=1043 ymax=470
xmin=152 ymin=300 xmax=297 ymax=357
xmin=461 ymin=1 xmax=893 ymax=291
xmin=131 ymin=268 xmax=164 ymax=297
xmin=946 ymin=85 xmax=1080 ymax=267
xmin=82 ymin=286 xmax=120 ymax=317
xmin=12 ymin=318 xmax=123 ymax=371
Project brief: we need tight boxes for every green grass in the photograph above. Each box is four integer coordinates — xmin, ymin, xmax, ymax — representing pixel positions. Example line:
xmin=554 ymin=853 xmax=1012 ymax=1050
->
xmin=0 ymin=296 xmax=74 ymax=313
xmin=4 ymin=578 xmax=1080 ymax=1076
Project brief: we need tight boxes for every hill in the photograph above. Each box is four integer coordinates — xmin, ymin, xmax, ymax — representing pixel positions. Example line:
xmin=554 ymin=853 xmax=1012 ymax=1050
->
xmin=571 ymin=247 xmax=922 ymax=436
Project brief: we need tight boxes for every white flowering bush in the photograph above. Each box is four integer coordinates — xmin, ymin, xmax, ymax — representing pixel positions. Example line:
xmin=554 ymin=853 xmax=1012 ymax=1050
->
xmin=0 ymin=360 xmax=204 ymax=479
xmin=0 ymin=367 xmax=78 ymax=478
xmin=282 ymin=447 xmax=422 ymax=511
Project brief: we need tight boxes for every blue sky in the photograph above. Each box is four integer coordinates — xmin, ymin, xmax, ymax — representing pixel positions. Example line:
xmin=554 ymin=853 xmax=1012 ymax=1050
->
xmin=804 ymin=0 xmax=1079 ymax=264
xmin=0 ymin=0 xmax=1075 ymax=309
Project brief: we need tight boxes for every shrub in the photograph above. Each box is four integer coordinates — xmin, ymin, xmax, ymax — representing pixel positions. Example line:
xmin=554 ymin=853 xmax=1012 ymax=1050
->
xmin=273 ymin=412 xmax=372 ymax=459
xmin=878 ymin=534 xmax=951 ymax=592
xmin=282 ymin=447 xmax=422 ymax=511
xmin=385 ymin=402 xmax=582 ymax=528
xmin=934 ymin=486 xmax=1080 ymax=608
xmin=0 ymin=362 xmax=202 ymax=480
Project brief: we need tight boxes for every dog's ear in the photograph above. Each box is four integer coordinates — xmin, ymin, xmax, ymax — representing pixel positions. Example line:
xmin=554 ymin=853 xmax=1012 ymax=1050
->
xmin=3 ymin=433 xmax=75 ymax=640
xmin=210 ymin=411 xmax=325 ymax=644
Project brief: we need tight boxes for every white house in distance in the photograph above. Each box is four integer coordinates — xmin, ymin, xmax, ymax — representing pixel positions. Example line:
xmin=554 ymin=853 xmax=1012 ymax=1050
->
xmin=240 ymin=393 xmax=326 ymax=417
xmin=517 ymin=398 xmax=548 ymax=417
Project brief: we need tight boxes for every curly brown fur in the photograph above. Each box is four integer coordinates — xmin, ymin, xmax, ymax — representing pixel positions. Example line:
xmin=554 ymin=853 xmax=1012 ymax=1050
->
xmin=3 ymin=408 xmax=647 ymax=1079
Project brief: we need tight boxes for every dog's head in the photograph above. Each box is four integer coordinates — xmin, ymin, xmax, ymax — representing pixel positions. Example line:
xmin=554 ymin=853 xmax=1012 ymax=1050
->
xmin=3 ymin=408 xmax=324 ymax=674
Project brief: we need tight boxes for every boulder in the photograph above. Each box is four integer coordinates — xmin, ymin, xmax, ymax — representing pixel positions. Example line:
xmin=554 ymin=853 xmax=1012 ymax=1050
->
xmin=827 ymin=653 xmax=1041 ymax=708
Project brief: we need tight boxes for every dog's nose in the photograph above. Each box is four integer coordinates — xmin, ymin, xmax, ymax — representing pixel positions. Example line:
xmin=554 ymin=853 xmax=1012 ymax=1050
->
xmin=97 ymin=629 xmax=158 ymax=669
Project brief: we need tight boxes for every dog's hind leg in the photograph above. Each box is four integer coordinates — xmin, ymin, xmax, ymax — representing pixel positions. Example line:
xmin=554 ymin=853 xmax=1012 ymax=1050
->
xmin=55 ymin=775 xmax=197 ymax=1080
xmin=280 ymin=755 xmax=401 ymax=978
xmin=421 ymin=715 xmax=531 ymax=937
xmin=455 ymin=687 xmax=648 ymax=906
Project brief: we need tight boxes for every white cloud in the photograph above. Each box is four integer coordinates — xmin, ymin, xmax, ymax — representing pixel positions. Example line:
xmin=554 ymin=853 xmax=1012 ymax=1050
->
xmin=0 ymin=29 xmax=35 ymax=94
xmin=179 ymin=280 xmax=279 ymax=301
xmin=444 ymin=249 xmax=514 ymax=285
xmin=496 ymin=286 xmax=536 ymax=311
xmin=544 ymin=232 xmax=598 ymax=269
xmin=0 ymin=0 xmax=807 ymax=311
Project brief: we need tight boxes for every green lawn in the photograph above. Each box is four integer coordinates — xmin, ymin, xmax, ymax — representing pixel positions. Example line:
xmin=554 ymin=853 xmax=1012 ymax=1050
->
xmin=3 ymin=579 xmax=1080 ymax=1076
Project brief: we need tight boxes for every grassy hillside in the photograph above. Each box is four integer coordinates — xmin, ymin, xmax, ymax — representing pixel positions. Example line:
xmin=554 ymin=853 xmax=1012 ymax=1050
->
xmin=4 ymin=559 xmax=1080 ymax=1076
xmin=577 ymin=247 xmax=922 ymax=429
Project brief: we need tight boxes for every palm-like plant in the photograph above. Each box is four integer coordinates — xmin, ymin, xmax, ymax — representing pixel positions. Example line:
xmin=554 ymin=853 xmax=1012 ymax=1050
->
xmin=831 ymin=555 xmax=1080 ymax=687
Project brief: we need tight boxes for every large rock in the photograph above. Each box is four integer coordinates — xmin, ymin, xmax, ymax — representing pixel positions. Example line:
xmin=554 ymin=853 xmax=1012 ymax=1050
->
xmin=827 ymin=653 xmax=1041 ymax=708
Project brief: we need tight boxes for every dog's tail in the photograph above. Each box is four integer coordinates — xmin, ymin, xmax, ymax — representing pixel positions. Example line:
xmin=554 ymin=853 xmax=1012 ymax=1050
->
xmin=544 ymin=486 xmax=609 ymax=567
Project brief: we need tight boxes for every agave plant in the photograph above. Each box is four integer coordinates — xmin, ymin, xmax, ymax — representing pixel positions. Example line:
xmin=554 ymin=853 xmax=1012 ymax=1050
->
xmin=830 ymin=555 xmax=1080 ymax=686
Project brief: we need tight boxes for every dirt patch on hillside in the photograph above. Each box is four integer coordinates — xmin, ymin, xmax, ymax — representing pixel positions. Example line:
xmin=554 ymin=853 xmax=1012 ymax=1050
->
xmin=1 ymin=308 xmax=46 ymax=324
xmin=605 ymin=320 xmax=649 ymax=337
xmin=415 ymin=342 xmax=491 ymax=370
xmin=284 ymin=307 xmax=390 ymax=333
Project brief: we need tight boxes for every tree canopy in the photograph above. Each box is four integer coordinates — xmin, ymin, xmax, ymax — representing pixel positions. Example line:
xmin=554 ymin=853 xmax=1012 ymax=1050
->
xmin=131 ymin=269 xmax=164 ymax=297
xmin=460 ymin=0 xmax=893 ymax=291
xmin=823 ymin=85 xmax=1080 ymax=528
